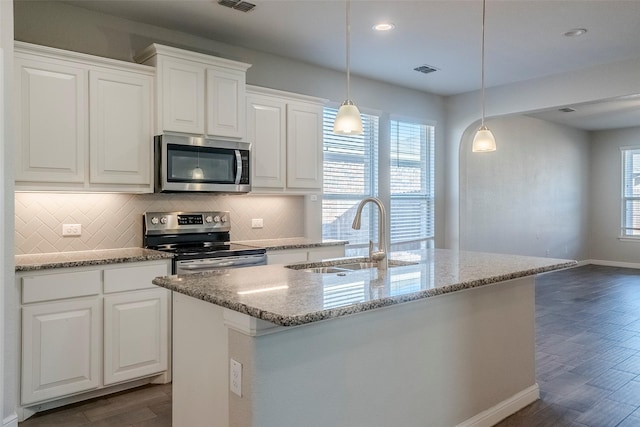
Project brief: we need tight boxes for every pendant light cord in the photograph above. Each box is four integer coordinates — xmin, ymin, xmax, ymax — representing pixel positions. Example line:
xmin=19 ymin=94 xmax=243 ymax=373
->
xmin=480 ymin=0 xmax=487 ymax=127
xmin=346 ymin=0 xmax=351 ymax=102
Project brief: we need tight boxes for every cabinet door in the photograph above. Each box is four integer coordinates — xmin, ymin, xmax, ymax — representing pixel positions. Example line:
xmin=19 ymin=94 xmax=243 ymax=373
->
xmin=247 ymin=94 xmax=286 ymax=188
xmin=286 ymin=102 xmax=323 ymax=189
xmin=206 ymin=67 xmax=246 ymax=139
xmin=14 ymin=56 xmax=87 ymax=183
xmin=160 ymin=58 xmax=205 ymax=134
xmin=22 ymin=298 xmax=100 ymax=405
xmin=89 ymin=69 xmax=152 ymax=186
xmin=103 ymin=288 xmax=169 ymax=385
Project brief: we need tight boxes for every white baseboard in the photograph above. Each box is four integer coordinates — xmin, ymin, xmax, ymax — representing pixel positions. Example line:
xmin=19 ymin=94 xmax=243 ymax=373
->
xmin=3 ymin=413 xmax=18 ymax=427
xmin=586 ymin=259 xmax=640 ymax=269
xmin=456 ymin=384 xmax=540 ymax=427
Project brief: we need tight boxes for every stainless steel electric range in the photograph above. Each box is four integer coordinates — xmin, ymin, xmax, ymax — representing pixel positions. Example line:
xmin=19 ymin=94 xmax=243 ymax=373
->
xmin=143 ymin=211 xmax=267 ymax=275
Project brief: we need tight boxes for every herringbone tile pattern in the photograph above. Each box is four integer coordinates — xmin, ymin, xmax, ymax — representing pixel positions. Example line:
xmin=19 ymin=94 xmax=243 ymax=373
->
xmin=15 ymin=193 xmax=305 ymax=254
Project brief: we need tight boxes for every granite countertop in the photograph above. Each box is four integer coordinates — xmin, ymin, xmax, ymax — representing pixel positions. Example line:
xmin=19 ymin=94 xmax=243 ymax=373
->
xmin=15 ymin=248 xmax=174 ymax=272
xmin=234 ymin=237 xmax=348 ymax=251
xmin=152 ymin=248 xmax=576 ymax=327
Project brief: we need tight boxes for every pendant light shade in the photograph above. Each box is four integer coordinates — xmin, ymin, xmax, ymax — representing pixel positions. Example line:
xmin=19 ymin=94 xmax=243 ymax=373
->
xmin=472 ymin=0 xmax=496 ymax=153
xmin=333 ymin=0 xmax=363 ymax=135
xmin=334 ymin=101 xmax=363 ymax=134
xmin=472 ymin=125 xmax=496 ymax=152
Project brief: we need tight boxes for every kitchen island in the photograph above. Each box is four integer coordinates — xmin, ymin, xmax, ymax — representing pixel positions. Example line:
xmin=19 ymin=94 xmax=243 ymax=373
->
xmin=152 ymin=249 xmax=575 ymax=427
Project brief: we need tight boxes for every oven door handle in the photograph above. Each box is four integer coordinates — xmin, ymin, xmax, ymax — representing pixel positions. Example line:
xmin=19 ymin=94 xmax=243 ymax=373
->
xmin=178 ymin=255 xmax=266 ymax=270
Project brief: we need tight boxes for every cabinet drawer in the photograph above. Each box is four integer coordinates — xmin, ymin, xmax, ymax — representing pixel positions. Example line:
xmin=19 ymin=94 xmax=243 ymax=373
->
xmin=22 ymin=270 xmax=101 ymax=304
xmin=103 ymin=263 xmax=169 ymax=294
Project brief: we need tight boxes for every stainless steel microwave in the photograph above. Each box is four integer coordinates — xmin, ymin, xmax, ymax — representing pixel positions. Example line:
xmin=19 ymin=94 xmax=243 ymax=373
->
xmin=155 ymin=134 xmax=251 ymax=193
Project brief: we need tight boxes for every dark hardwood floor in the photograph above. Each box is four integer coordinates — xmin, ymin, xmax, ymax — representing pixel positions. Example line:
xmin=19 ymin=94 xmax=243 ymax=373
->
xmin=18 ymin=264 xmax=640 ymax=427
xmin=497 ymin=264 xmax=640 ymax=427
xmin=18 ymin=383 xmax=171 ymax=427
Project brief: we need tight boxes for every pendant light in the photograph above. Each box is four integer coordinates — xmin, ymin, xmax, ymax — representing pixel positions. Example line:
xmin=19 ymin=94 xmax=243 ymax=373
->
xmin=472 ymin=0 xmax=497 ymax=152
xmin=333 ymin=0 xmax=363 ymax=135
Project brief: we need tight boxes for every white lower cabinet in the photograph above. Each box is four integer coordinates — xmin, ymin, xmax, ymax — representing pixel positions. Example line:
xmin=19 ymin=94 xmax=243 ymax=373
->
xmin=18 ymin=260 xmax=171 ymax=415
xmin=21 ymin=298 xmax=101 ymax=405
xmin=103 ymin=289 xmax=168 ymax=385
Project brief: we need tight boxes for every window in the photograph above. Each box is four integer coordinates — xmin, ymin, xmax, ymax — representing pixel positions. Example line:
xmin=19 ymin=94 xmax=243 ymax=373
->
xmin=322 ymin=107 xmax=379 ymax=247
xmin=322 ymin=109 xmax=435 ymax=254
xmin=622 ymin=147 xmax=640 ymax=236
xmin=390 ymin=120 xmax=435 ymax=245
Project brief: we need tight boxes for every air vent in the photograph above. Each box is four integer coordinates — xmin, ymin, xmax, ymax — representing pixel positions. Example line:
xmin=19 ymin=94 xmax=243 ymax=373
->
xmin=558 ymin=107 xmax=576 ymax=113
xmin=218 ymin=0 xmax=256 ymax=12
xmin=413 ymin=65 xmax=438 ymax=74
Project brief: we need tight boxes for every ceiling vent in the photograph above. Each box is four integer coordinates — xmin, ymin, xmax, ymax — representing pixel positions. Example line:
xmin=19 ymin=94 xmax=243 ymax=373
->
xmin=414 ymin=65 xmax=438 ymax=75
xmin=558 ymin=107 xmax=576 ymax=113
xmin=218 ymin=0 xmax=256 ymax=12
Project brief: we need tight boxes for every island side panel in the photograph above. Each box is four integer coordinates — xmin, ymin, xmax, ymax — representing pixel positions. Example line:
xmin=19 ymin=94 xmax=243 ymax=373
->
xmin=173 ymin=292 xmax=229 ymax=427
xmin=227 ymin=277 xmax=537 ymax=427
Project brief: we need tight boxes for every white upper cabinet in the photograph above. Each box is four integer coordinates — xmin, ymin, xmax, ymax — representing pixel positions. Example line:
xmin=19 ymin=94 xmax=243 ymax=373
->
xmin=246 ymin=86 xmax=325 ymax=193
xmin=14 ymin=42 xmax=154 ymax=192
xmin=89 ymin=69 xmax=152 ymax=185
xmin=206 ymin=67 xmax=246 ymax=138
xmin=286 ymin=101 xmax=323 ymax=189
xmin=160 ymin=58 xmax=205 ymax=135
xmin=14 ymin=56 xmax=87 ymax=184
xmin=136 ymin=44 xmax=251 ymax=139
xmin=246 ymin=93 xmax=286 ymax=188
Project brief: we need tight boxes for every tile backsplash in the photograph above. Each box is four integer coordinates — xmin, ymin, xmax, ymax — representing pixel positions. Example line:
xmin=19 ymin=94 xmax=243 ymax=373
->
xmin=15 ymin=193 xmax=305 ymax=254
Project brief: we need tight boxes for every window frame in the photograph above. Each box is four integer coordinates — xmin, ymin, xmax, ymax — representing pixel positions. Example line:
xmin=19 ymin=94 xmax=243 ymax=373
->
xmin=388 ymin=116 xmax=436 ymax=246
xmin=620 ymin=146 xmax=640 ymax=240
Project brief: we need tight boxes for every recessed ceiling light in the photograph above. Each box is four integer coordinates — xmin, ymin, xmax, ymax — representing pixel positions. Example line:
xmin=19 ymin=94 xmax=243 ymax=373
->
xmin=564 ymin=28 xmax=587 ymax=37
xmin=373 ymin=22 xmax=395 ymax=32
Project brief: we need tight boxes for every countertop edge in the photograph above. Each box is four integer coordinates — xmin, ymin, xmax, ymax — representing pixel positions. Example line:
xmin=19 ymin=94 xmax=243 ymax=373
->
xmin=15 ymin=249 xmax=174 ymax=272
xmin=234 ymin=238 xmax=348 ymax=251
xmin=152 ymin=259 xmax=576 ymax=327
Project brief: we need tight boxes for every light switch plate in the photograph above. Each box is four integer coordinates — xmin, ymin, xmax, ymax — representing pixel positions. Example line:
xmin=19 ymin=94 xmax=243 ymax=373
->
xmin=251 ymin=218 xmax=264 ymax=229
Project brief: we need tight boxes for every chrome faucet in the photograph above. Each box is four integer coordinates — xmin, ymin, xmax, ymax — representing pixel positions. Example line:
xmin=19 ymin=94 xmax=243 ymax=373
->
xmin=351 ymin=197 xmax=388 ymax=270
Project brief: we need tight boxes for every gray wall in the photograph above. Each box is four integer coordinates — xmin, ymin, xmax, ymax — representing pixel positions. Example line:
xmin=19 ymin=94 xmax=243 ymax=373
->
xmin=460 ymin=116 xmax=591 ymax=260
xmin=446 ymin=56 xmax=640 ymax=251
xmin=590 ymin=126 xmax=640 ymax=263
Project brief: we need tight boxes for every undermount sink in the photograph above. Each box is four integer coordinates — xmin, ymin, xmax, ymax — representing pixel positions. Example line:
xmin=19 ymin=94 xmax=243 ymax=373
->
xmin=338 ymin=262 xmax=378 ymax=270
xmin=286 ymin=258 xmax=416 ymax=274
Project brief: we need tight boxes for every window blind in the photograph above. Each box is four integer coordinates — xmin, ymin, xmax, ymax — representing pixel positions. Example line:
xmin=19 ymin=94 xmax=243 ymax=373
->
xmin=622 ymin=148 xmax=640 ymax=236
xmin=390 ymin=120 xmax=435 ymax=244
xmin=322 ymin=107 xmax=379 ymax=246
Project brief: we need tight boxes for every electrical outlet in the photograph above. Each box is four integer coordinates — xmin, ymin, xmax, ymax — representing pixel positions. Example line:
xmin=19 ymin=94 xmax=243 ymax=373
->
xmin=62 ymin=224 xmax=82 ymax=236
xmin=230 ymin=359 xmax=242 ymax=397
xmin=251 ymin=218 xmax=264 ymax=229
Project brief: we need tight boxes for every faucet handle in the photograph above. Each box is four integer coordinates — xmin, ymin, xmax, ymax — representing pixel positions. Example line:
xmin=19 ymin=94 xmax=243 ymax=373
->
xmin=368 ymin=240 xmax=374 ymax=260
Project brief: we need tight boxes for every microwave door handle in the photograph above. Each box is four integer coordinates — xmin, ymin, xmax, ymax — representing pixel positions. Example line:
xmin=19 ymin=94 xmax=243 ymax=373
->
xmin=235 ymin=150 xmax=242 ymax=185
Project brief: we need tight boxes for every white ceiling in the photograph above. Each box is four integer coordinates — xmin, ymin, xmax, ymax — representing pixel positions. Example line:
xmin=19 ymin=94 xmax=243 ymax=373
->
xmin=61 ymin=0 xmax=640 ymax=129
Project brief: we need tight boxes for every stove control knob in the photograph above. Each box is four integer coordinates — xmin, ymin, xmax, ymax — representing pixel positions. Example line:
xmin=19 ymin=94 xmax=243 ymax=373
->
xmin=151 ymin=217 xmax=159 ymax=225
xmin=160 ymin=216 xmax=168 ymax=224
xmin=213 ymin=215 xmax=221 ymax=223
xmin=221 ymin=215 xmax=228 ymax=223
xmin=205 ymin=215 xmax=213 ymax=223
